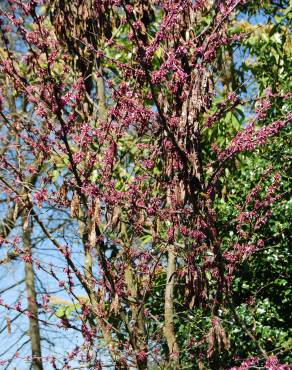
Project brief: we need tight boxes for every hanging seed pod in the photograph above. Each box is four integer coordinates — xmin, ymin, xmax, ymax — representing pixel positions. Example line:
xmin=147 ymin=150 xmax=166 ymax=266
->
xmin=175 ymin=181 xmax=186 ymax=206
xmin=93 ymin=197 xmax=101 ymax=225
xmin=111 ymin=206 xmax=120 ymax=230
xmin=89 ymin=222 xmax=97 ymax=247
xmin=70 ymin=191 xmax=80 ymax=218
xmin=206 ymin=327 xmax=215 ymax=358
xmin=78 ymin=2 xmax=89 ymax=20
xmin=23 ymin=215 xmax=29 ymax=232
xmin=13 ymin=203 xmax=19 ymax=222
xmin=110 ymin=293 xmax=119 ymax=315
xmin=59 ymin=183 xmax=68 ymax=203
xmin=166 ymin=187 xmax=172 ymax=207
xmin=6 ymin=315 xmax=11 ymax=336
xmin=214 ymin=318 xmax=230 ymax=352
xmin=151 ymin=219 xmax=157 ymax=242
xmin=137 ymin=209 xmax=145 ymax=226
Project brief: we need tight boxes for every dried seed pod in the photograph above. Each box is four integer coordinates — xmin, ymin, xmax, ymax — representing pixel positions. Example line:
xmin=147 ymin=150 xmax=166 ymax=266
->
xmin=89 ymin=222 xmax=97 ymax=247
xmin=207 ymin=327 xmax=215 ymax=358
xmin=23 ymin=216 xmax=29 ymax=232
xmin=59 ymin=183 xmax=68 ymax=202
xmin=137 ymin=210 xmax=146 ymax=229
xmin=6 ymin=315 xmax=11 ymax=336
xmin=70 ymin=191 xmax=80 ymax=218
xmin=93 ymin=197 xmax=101 ymax=225
xmin=13 ymin=203 xmax=19 ymax=222
xmin=175 ymin=181 xmax=186 ymax=206
xmin=110 ymin=293 xmax=119 ymax=315
xmin=111 ymin=206 xmax=120 ymax=229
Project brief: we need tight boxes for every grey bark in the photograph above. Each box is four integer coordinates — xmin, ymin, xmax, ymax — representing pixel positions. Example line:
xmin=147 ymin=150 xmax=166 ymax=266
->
xmin=23 ymin=215 xmax=43 ymax=370
xmin=164 ymin=246 xmax=180 ymax=367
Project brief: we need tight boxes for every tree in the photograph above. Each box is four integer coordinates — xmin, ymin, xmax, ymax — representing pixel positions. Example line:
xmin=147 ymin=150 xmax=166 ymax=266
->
xmin=0 ymin=0 xmax=290 ymax=369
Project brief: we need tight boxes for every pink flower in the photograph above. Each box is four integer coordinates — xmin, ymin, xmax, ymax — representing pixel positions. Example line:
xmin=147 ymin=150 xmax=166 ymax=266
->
xmin=34 ymin=189 xmax=48 ymax=207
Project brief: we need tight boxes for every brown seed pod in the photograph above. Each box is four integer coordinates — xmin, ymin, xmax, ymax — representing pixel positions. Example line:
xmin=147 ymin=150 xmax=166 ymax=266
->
xmin=59 ymin=183 xmax=68 ymax=203
xmin=89 ymin=222 xmax=97 ymax=247
xmin=111 ymin=206 xmax=120 ymax=230
xmin=70 ymin=191 xmax=80 ymax=218
xmin=93 ymin=197 xmax=101 ymax=225
xmin=6 ymin=315 xmax=11 ymax=336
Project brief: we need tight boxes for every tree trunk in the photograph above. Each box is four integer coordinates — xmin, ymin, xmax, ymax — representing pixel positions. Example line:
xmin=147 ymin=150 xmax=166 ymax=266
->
xmin=164 ymin=246 xmax=180 ymax=367
xmin=23 ymin=215 xmax=43 ymax=370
